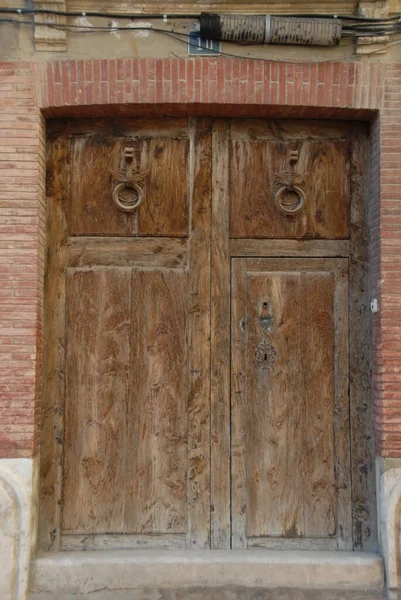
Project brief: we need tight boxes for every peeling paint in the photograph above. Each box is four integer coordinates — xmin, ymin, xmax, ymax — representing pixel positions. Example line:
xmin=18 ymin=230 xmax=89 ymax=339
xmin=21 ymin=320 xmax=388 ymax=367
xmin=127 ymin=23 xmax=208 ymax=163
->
xmin=74 ymin=16 xmax=93 ymax=30
xmin=128 ymin=21 xmax=153 ymax=38
xmin=109 ymin=20 xmax=121 ymax=39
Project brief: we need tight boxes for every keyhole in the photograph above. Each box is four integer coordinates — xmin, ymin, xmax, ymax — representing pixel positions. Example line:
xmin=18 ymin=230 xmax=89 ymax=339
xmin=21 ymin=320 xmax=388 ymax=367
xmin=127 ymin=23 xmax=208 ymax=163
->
xmin=264 ymin=353 xmax=268 ymax=361
xmin=259 ymin=300 xmax=273 ymax=331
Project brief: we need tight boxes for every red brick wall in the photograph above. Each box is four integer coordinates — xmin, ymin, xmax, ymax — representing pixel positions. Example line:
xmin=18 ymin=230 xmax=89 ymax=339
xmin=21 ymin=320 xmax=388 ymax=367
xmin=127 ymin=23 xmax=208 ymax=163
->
xmin=0 ymin=62 xmax=44 ymax=458
xmin=374 ymin=64 xmax=401 ymax=456
xmin=0 ymin=56 xmax=400 ymax=457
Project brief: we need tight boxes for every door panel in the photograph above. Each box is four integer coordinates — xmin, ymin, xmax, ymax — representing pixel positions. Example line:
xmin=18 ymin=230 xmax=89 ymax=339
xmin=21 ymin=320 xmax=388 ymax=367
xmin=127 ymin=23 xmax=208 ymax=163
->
xmin=69 ymin=135 xmax=189 ymax=236
xmin=231 ymin=258 xmax=351 ymax=549
xmin=126 ymin=269 xmax=188 ymax=534
xmin=230 ymin=128 xmax=350 ymax=239
xmin=63 ymin=268 xmax=188 ymax=535
xmin=63 ymin=269 xmax=131 ymax=533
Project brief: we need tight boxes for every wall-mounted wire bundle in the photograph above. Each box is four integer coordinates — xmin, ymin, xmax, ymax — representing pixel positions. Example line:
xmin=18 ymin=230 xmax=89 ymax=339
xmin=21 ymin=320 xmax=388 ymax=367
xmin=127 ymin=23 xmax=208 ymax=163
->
xmin=199 ymin=13 xmax=343 ymax=46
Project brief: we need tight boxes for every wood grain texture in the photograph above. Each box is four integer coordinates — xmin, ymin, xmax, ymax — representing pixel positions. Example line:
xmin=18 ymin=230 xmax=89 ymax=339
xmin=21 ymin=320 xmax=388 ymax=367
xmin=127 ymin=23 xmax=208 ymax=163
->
xmin=69 ymin=137 xmax=135 ymax=236
xmin=186 ymin=119 xmax=212 ymax=548
xmin=62 ymin=269 xmax=131 ymax=533
xmin=231 ymin=258 xmax=351 ymax=546
xmin=247 ymin=537 xmax=338 ymax=550
xmin=230 ymin=119 xmax=355 ymax=141
xmin=230 ymin=137 xmax=350 ymax=239
xmin=68 ymin=135 xmax=189 ymax=237
xmin=246 ymin=269 xmax=304 ymax=538
xmin=231 ymin=259 xmax=247 ymax=548
xmin=210 ymin=120 xmax=231 ymax=548
xmin=333 ymin=261 xmax=353 ymax=549
xmin=38 ymin=135 xmax=68 ymax=551
xmin=61 ymin=533 xmax=186 ymax=551
xmin=47 ymin=118 xmax=189 ymax=138
xmin=302 ymin=272 xmax=336 ymax=538
xmin=137 ymin=137 xmax=189 ymax=236
xmin=349 ymin=129 xmax=377 ymax=550
xmin=125 ymin=269 xmax=188 ymax=534
xmin=68 ymin=237 xmax=187 ymax=268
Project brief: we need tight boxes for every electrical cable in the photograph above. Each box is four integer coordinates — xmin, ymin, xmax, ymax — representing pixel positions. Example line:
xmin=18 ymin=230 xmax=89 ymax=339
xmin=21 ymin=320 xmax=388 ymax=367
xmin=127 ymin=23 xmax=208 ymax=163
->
xmin=3 ymin=16 xmax=399 ymax=60
xmin=0 ymin=7 xmax=197 ymax=19
xmin=4 ymin=15 xmax=401 ymax=37
xmin=0 ymin=6 xmax=401 ymax=23
xmin=1 ymin=15 xmax=400 ymax=58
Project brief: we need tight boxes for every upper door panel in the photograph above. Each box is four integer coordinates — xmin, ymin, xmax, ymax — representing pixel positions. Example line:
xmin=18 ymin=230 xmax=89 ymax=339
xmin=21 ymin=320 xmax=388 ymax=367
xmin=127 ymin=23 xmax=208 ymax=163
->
xmin=229 ymin=119 xmax=351 ymax=239
xmin=68 ymin=121 xmax=189 ymax=237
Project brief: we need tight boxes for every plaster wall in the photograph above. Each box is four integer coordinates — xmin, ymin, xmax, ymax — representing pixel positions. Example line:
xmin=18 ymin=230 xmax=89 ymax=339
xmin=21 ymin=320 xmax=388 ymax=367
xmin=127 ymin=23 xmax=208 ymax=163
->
xmin=0 ymin=458 xmax=38 ymax=600
xmin=2 ymin=15 xmax=401 ymax=64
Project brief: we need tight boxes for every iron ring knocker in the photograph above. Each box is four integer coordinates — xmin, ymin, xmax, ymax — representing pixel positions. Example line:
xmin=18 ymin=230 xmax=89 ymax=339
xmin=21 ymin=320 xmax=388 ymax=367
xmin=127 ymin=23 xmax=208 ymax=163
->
xmin=112 ymin=181 xmax=144 ymax=213
xmin=274 ymin=184 xmax=306 ymax=215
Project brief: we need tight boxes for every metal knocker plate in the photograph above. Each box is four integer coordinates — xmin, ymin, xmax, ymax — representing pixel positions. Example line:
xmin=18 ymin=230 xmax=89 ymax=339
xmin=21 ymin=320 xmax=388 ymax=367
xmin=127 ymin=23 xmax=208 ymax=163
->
xmin=273 ymin=150 xmax=307 ymax=216
xmin=110 ymin=147 xmax=147 ymax=214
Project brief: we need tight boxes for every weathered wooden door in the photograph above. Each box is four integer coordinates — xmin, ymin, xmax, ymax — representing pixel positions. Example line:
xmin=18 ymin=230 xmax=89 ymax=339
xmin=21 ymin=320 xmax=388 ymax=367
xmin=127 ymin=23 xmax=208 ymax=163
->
xmin=224 ymin=120 xmax=375 ymax=551
xmin=40 ymin=119 xmax=212 ymax=551
xmin=231 ymin=258 xmax=350 ymax=548
xmin=40 ymin=118 xmax=375 ymax=553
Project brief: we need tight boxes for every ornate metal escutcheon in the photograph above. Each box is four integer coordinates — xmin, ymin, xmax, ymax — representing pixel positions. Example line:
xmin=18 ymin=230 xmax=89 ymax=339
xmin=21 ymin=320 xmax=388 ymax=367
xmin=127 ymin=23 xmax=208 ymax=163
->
xmin=254 ymin=300 xmax=276 ymax=370
xmin=254 ymin=339 xmax=276 ymax=370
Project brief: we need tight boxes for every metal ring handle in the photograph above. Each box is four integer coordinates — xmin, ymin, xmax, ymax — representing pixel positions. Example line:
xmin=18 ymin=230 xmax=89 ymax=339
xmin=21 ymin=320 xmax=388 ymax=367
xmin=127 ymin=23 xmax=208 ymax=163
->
xmin=275 ymin=184 xmax=306 ymax=215
xmin=112 ymin=182 xmax=143 ymax=213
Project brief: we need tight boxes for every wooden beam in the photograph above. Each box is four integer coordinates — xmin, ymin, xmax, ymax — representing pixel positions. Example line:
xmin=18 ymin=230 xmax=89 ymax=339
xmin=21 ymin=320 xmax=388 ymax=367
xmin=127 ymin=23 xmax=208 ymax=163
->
xmin=67 ymin=237 xmax=187 ymax=269
xmin=67 ymin=1 xmax=359 ymax=16
xmin=230 ymin=239 xmax=350 ymax=258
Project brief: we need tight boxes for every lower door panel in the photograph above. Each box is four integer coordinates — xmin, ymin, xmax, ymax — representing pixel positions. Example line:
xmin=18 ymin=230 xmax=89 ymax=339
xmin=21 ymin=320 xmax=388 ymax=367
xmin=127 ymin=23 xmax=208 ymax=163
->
xmin=231 ymin=258 xmax=351 ymax=550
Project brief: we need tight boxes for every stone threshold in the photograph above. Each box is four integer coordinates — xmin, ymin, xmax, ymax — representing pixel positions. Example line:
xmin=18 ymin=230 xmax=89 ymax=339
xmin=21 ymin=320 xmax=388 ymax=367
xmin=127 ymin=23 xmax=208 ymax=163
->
xmin=29 ymin=550 xmax=384 ymax=597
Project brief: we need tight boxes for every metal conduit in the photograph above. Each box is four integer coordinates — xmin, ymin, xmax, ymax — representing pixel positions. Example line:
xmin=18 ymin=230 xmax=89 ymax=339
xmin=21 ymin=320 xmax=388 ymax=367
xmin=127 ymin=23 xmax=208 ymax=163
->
xmin=199 ymin=13 xmax=343 ymax=46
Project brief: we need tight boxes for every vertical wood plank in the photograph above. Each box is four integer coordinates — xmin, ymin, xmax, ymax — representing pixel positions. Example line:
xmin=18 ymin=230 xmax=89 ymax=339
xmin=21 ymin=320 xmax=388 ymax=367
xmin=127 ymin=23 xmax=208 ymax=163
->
xmin=38 ymin=135 xmax=68 ymax=551
xmin=62 ymin=269 xmax=131 ymax=533
xmin=349 ymin=129 xmax=377 ymax=550
xmin=302 ymin=271 xmax=336 ymax=538
xmin=211 ymin=120 xmax=231 ymax=548
xmin=333 ymin=260 xmax=352 ymax=549
xmin=186 ymin=118 xmax=212 ymax=548
xmin=231 ymin=259 xmax=247 ymax=548
xmin=68 ymin=137 xmax=137 ymax=236
xmin=246 ymin=270 xmax=304 ymax=538
xmin=125 ymin=269 xmax=188 ymax=534
xmin=137 ymin=138 xmax=189 ymax=236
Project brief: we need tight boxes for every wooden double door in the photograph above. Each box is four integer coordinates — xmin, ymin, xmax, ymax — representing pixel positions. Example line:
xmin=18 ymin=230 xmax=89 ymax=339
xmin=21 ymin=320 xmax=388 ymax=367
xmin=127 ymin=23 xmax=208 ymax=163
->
xmin=39 ymin=118 xmax=376 ymax=552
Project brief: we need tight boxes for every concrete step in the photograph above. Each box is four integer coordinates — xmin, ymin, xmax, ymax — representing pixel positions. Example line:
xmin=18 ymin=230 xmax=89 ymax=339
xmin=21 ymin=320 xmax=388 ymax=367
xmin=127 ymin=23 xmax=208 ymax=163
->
xmin=29 ymin=549 xmax=385 ymax=599
xmin=29 ymin=588 xmax=385 ymax=600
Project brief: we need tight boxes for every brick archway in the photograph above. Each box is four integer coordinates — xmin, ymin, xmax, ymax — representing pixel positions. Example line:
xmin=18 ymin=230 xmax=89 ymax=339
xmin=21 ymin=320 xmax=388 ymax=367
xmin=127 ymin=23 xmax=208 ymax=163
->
xmin=5 ymin=56 xmax=396 ymax=458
